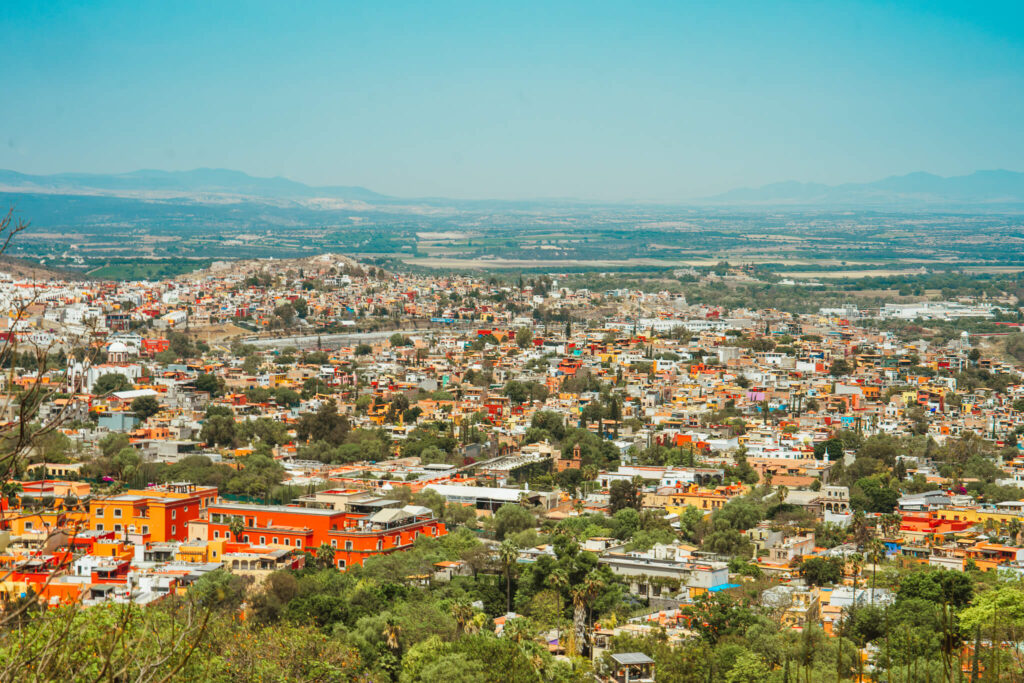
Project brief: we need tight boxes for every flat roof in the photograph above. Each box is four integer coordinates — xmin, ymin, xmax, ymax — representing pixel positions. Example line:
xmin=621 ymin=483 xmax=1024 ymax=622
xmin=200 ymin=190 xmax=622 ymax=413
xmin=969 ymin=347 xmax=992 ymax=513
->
xmin=424 ymin=484 xmax=526 ymax=502
xmin=211 ymin=502 xmax=343 ymax=516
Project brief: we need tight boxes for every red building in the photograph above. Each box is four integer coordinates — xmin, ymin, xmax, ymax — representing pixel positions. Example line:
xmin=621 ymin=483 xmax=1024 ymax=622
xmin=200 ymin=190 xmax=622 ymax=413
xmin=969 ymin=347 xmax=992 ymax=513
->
xmin=205 ymin=502 xmax=447 ymax=571
xmin=141 ymin=338 xmax=171 ymax=356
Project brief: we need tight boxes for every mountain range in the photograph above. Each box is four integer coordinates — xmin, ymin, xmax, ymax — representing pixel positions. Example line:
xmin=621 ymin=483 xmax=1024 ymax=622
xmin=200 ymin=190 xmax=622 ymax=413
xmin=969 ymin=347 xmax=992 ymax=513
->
xmin=0 ymin=168 xmax=385 ymax=203
xmin=704 ymin=170 xmax=1024 ymax=207
xmin=2 ymin=167 xmax=1024 ymax=208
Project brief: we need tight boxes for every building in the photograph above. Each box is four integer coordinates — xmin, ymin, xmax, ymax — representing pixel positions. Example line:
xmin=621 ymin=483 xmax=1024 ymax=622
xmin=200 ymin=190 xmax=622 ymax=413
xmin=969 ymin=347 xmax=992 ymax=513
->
xmin=556 ymin=443 xmax=582 ymax=473
xmin=87 ymin=483 xmax=216 ymax=543
xmin=605 ymin=653 xmax=655 ymax=683
xmin=204 ymin=501 xmax=447 ymax=570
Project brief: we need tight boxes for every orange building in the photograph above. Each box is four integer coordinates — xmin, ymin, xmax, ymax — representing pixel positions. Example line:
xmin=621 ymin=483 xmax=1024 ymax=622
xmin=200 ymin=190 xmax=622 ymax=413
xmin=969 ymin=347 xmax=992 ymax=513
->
xmin=88 ymin=483 xmax=216 ymax=542
xmin=205 ymin=501 xmax=446 ymax=571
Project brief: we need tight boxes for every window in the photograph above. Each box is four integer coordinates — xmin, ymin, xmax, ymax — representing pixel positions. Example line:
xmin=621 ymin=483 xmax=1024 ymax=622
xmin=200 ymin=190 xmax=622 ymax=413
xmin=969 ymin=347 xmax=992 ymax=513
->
xmin=283 ymin=539 xmax=290 ymax=546
xmin=113 ymin=509 xmax=122 ymax=518
xmin=394 ymin=535 xmax=400 ymax=545
xmin=345 ymin=540 xmax=353 ymax=550
xmin=296 ymin=540 xmax=302 ymax=548
xmin=260 ymin=536 xmax=266 ymax=544
xmin=142 ymin=525 xmax=149 ymax=534
xmin=377 ymin=539 xmax=383 ymax=550
xmin=330 ymin=539 xmax=337 ymax=548
xmin=24 ymin=522 xmax=32 ymax=530
xmin=337 ymin=559 xmax=346 ymax=570
xmin=96 ymin=508 xmax=104 ymax=517
xmin=114 ymin=524 xmax=122 ymax=532
xmin=213 ymin=531 xmax=219 ymax=539
xmin=273 ymin=537 xmax=278 ymax=544
xmin=96 ymin=524 xmax=104 ymax=531
xmin=244 ymin=535 xmax=250 ymax=543
xmin=172 ymin=510 xmax=177 ymax=520
xmin=171 ymin=525 xmax=176 ymax=535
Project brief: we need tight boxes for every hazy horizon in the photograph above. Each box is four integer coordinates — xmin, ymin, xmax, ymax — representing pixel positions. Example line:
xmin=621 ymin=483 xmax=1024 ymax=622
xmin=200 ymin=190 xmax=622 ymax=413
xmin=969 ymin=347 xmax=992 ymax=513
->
xmin=3 ymin=1 xmax=1023 ymax=201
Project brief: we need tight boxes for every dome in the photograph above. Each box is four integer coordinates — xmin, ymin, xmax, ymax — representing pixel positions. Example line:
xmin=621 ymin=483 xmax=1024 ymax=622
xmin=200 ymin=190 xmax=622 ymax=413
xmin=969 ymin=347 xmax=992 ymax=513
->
xmin=108 ymin=341 xmax=129 ymax=353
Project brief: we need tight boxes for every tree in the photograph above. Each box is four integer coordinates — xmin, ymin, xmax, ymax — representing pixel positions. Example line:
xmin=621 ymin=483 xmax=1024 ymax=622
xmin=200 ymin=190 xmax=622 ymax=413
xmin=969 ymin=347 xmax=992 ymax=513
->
xmin=515 ymin=326 xmax=533 ymax=349
xmin=194 ymin=373 xmax=222 ymax=396
xmin=830 ymin=359 xmax=851 ymax=376
xmin=726 ymin=651 xmax=771 ymax=683
xmin=130 ymin=395 xmax=161 ymax=421
xmin=93 ymin=372 xmax=133 ymax=395
xmin=608 ymin=478 xmax=641 ymax=513
xmin=492 ymin=504 xmax=535 ymax=541
xmin=813 ymin=438 xmax=844 ymax=460
xmin=228 ymin=515 xmax=244 ymax=542
xmin=896 ymin=569 xmax=973 ymax=609
xmin=112 ymin=447 xmax=141 ymax=482
xmin=499 ymin=540 xmax=518 ymax=614
xmin=242 ymin=354 xmax=262 ymax=375
xmin=99 ymin=432 xmax=130 ymax=458
xmin=201 ymin=414 xmax=237 ymax=447
xmin=801 ymin=557 xmax=843 ymax=586
xmin=296 ymin=400 xmax=350 ymax=445
xmin=569 ymin=571 xmax=604 ymax=655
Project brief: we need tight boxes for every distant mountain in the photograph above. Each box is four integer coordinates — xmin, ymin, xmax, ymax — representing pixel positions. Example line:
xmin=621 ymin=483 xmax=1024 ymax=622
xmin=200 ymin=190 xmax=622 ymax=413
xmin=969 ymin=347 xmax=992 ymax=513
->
xmin=5 ymin=167 xmax=1024 ymax=210
xmin=0 ymin=168 xmax=387 ymax=203
xmin=705 ymin=170 xmax=1024 ymax=207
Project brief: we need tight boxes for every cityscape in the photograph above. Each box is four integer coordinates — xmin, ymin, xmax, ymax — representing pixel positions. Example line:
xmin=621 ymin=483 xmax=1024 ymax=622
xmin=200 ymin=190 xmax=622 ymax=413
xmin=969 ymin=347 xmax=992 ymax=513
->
xmin=3 ymin=1 xmax=1024 ymax=682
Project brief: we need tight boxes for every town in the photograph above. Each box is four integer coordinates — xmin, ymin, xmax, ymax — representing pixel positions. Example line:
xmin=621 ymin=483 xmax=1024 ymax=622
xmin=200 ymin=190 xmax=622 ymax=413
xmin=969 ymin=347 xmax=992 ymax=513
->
xmin=1 ymin=252 xmax=1023 ymax=680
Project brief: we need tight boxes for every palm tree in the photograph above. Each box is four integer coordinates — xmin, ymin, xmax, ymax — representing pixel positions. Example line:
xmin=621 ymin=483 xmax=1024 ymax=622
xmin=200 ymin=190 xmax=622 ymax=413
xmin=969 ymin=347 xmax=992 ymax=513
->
xmin=850 ymin=511 xmax=871 ymax=550
xmin=866 ymin=538 xmax=885 ymax=605
xmin=451 ymin=601 xmax=474 ymax=636
xmin=228 ymin=515 xmax=244 ymax=542
xmin=569 ymin=571 xmax=605 ymax=656
xmin=465 ymin=612 xmax=487 ymax=635
xmin=1008 ymin=517 xmax=1022 ymax=546
xmin=499 ymin=540 xmax=518 ymax=614
xmin=879 ymin=512 xmax=901 ymax=538
xmin=983 ymin=517 xmax=999 ymax=539
xmin=0 ymin=480 xmax=21 ymax=531
xmin=381 ymin=617 xmax=401 ymax=651
xmin=776 ymin=484 xmax=789 ymax=504
xmin=547 ymin=570 xmax=569 ymax=647
xmin=581 ymin=464 xmax=599 ymax=496
xmin=0 ymin=480 xmax=22 ymax=507
xmin=848 ymin=552 xmax=864 ymax=590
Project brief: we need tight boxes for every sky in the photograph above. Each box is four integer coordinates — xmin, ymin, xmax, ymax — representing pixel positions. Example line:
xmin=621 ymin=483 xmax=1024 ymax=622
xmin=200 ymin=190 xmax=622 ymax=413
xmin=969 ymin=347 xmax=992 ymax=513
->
xmin=1 ymin=1 xmax=1023 ymax=201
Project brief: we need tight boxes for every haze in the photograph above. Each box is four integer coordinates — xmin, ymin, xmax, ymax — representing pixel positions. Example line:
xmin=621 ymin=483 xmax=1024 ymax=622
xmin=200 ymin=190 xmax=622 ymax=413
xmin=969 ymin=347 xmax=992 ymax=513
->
xmin=2 ymin=1 xmax=1023 ymax=201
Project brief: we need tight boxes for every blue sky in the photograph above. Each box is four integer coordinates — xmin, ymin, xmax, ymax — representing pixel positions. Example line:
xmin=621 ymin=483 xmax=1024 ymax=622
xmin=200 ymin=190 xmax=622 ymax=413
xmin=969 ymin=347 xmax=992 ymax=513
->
xmin=1 ymin=1 xmax=1022 ymax=200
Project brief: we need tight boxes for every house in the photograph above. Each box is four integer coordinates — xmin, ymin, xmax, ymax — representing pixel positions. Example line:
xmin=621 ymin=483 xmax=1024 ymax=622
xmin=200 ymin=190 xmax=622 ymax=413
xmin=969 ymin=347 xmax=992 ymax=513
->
xmin=204 ymin=501 xmax=447 ymax=571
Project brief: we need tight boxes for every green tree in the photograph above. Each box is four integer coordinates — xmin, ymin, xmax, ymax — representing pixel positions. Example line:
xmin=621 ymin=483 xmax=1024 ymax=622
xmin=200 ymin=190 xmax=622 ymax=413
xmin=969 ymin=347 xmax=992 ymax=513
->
xmin=93 ymin=373 xmax=133 ymax=394
xmin=726 ymin=650 xmax=771 ymax=683
xmin=201 ymin=414 xmax=237 ymax=447
xmin=194 ymin=373 xmax=222 ymax=396
xmin=800 ymin=557 xmax=844 ymax=586
xmin=130 ymin=395 xmax=161 ymax=421
xmin=608 ymin=478 xmax=641 ymax=513
xmin=515 ymin=326 xmax=533 ymax=349
xmin=493 ymin=504 xmax=535 ymax=541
